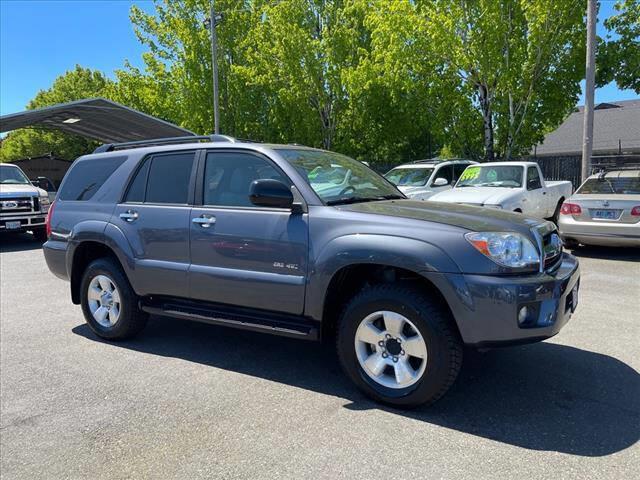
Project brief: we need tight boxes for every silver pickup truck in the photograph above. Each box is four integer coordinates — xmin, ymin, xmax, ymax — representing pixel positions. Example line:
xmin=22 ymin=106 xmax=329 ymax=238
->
xmin=0 ymin=163 xmax=52 ymax=241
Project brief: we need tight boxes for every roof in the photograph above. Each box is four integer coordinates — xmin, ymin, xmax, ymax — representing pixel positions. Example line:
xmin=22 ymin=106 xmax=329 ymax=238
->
xmin=534 ymin=99 xmax=640 ymax=157
xmin=473 ymin=161 xmax=537 ymax=167
xmin=0 ymin=98 xmax=195 ymax=143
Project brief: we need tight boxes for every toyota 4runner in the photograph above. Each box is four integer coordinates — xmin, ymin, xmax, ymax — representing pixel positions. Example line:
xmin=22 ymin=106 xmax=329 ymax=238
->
xmin=43 ymin=136 xmax=580 ymax=407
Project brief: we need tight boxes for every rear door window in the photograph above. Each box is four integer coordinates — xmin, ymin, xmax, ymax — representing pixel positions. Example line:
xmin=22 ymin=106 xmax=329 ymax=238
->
xmin=58 ymin=156 xmax=126 ymax=201
xmin=125 ymin=152 xmax=195 ymax=204
xmin=433 ymin=165 xmax=453 ymax=185
xmin=453 ymin=163 xmax=470 ymax=182
xmin=527 ymin=167 xmax=542 ymax=190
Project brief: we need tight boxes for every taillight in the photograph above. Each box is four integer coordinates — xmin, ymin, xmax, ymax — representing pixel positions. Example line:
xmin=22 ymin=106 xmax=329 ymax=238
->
xmin=560 ymin=202 xmax=582 ymax=215
xmin=631 ymin=206 xmax=640 ymax=216
xmin=45 ymin=201 xmax=55 ymax=237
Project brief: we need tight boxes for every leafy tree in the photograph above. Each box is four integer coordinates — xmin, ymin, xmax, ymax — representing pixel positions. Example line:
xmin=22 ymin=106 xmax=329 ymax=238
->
xmin=420 ymin=0 xmax=586 ymax=160
xmin=597 ymin=0 xmax=640 ymax=93
xmin=1 ymin=65 xmax=112 ymax=162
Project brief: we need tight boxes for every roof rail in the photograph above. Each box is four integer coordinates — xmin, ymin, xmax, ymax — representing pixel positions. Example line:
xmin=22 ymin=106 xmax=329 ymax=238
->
xmin=93 ymin=134 xmax=238 ymax=153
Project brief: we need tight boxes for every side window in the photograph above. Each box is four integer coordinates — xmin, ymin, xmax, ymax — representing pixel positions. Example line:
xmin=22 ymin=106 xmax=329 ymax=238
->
xmin=203 ymin=152 xmax=288 ymax=207
xmin=124 ymin=158 xmax=151 ymax=203
xmin=125 ymin=152 xmax=195 ymax=204
xmin=527 ymin=167 xmax=542 ymax=190
xmin=453 ymin=164 xmax=469 ymax=182
xmin=58 ymin=156 xmax=126 ymax=201
xmin=433 ymin=165 xmax=453 ymax=185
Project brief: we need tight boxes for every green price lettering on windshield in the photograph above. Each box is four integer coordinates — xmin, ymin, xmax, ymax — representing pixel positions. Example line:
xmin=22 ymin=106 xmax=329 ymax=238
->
xmin=459 ymin=167 xmax=480 ymax=182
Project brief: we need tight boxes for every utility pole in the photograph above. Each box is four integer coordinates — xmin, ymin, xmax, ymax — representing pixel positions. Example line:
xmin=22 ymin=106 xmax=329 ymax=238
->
xmin=206 ymin=1 xmax=222 ymax=134
xmin=581 ymin=0 xmax=597 ymax=182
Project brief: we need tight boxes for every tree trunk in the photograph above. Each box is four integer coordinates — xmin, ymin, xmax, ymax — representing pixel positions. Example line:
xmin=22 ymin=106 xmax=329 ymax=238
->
xmin=478 ymin=83 xmax=494 ymax=161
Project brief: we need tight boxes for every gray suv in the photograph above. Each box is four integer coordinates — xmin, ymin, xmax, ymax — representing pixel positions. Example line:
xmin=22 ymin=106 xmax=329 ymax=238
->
xmin=43 ymin=136 xmax=580 ymax=407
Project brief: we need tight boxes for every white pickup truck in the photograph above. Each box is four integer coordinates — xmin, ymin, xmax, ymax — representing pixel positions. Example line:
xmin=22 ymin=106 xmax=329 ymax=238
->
xmin=429 ymin=161 xmax=573 ymax=221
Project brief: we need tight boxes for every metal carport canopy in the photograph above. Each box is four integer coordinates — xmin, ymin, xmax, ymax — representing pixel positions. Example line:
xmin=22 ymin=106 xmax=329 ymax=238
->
xmin=0 ymin=98 xmax=195 ymax=143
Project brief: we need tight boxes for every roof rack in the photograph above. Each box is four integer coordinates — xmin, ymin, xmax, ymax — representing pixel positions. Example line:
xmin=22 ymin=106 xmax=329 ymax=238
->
xmin=93 ymin=134 xmax=238 ymax=153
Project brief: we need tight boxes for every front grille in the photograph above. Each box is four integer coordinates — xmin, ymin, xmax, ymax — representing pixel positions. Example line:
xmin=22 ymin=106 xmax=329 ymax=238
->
xmin=532 ymin=222 xmax=563 ymax=272
xmin=0 ymin=197 xmax=36 ymax=215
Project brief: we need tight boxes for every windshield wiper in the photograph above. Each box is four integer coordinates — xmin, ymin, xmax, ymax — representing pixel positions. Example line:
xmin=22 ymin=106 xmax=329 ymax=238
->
xmin=326 ymin=194 xmax=403 ymax=206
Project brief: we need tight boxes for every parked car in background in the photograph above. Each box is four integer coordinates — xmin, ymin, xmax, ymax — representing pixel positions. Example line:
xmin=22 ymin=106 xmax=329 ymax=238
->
xmin=384 ymin=159 xmax=477 ymax=200
xmin=43 ymin=136 xmax=579 ymax=408
xmin=558 ymin=169 xmax=640 ymax=248
xmin=31 ymin=176 xmax=57 ymax=203
xmin=430 ymin=162 xmax=573 ymax=222
xmin=0 ymin=163 xmax=51 ymax=241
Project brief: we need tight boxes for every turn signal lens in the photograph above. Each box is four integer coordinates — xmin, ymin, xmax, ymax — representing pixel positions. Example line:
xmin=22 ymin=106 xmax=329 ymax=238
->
xmin=560 ymin=203 xmax=582 ymax=215
xmin=631 ymin=206 xmax=640 ymax=216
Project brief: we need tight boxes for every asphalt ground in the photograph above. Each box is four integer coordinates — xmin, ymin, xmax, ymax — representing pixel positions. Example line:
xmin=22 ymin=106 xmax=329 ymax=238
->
xmin=1 ymin=232 xmax=639 ymax=479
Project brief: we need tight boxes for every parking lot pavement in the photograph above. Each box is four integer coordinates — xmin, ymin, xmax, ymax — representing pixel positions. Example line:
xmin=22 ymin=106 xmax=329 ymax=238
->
xmin=1 ymin=233 xmax=639 ymax=479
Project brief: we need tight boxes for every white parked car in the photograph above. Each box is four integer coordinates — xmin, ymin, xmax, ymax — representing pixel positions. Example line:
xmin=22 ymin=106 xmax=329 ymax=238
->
xmin=384 ymin=159 xmax=477 ymax=200
xmin=0 ymin=163 xmax=51 ymax=241
xmin=430 ymin=162 xmax=573 ymax=221
xmin=558 ymin=169 xmax=640 ymax=248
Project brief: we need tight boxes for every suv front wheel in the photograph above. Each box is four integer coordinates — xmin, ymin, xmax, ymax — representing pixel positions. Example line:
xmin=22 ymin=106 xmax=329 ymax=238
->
xmin=80 ymin=258 xmax=148 ymax=340
xmin=336 ymin=284 xmax=462 ymax=408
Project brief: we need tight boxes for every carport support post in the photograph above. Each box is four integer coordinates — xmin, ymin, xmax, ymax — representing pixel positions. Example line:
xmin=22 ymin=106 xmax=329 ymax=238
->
xmin=209 ymin=0 xmax=220 ymax=134
xmin=581 ymin=0 xmax=597 ymax=182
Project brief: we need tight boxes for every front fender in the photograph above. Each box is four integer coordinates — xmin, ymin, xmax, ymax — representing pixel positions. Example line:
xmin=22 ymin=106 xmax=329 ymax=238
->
xmin=305 ymin=234 xmax=461 ymax=321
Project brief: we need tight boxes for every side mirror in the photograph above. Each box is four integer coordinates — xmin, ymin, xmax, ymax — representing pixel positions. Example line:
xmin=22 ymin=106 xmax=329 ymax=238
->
xmin=249 ymin=179 xmax=294 ymax=208
xmin=433 ymin=177 xmax=449 ymax=187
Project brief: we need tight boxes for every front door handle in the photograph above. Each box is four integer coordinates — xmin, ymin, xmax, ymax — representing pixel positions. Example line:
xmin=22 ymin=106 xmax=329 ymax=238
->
xmin=119 ymin=210 xmax=139 ymax=222
xmin=192 ymin=215 xmax=216 ymax=228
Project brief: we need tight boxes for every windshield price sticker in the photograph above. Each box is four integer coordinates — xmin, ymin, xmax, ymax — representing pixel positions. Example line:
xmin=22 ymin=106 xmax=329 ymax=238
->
xmin=459 ymin=167 xmax=480 ymax=182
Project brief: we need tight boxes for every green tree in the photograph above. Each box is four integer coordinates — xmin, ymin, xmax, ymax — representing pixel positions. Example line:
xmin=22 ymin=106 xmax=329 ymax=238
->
xmin=597 ymin=0 xmax=640 ymax=93
xmin=420 ymin=0 xmax=586 ymax=160
xmin=1 ymin=65 xmax=112 ymax=162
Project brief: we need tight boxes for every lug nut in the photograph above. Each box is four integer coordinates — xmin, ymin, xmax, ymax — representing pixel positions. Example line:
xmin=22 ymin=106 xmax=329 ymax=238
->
xmin=382 ymin=352 xmax=388 ymax=358
xmin=400 ymin=350 xmax=405 ymax=356
xmin=378 ymin=340 xmax=385 ymax=347
xmin=385 ymin=333 xmax=392 ymax=339
xmin=393 ymin=356 xmax=398 ymax=363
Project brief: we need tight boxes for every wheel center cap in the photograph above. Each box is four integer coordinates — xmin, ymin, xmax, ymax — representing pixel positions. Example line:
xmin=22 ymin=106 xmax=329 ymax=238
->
xmin=385 ymin=338 xmax=402 ymax=356
xmin=101 ymin=292 xmax=113 ymax=307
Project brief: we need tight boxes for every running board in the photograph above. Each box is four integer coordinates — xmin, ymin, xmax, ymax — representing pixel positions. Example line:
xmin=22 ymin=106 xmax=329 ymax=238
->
xmin=140 ymin=297 xmax=319 ymax=341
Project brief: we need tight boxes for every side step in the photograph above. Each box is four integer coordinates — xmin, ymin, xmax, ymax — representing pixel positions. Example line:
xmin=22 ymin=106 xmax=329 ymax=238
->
xmin=140 ymin=297 xmax=319 ymax=341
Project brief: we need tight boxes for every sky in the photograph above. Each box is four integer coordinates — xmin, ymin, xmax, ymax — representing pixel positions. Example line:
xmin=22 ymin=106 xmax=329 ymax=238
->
xmin=0 ymin=0 xmax=638 ymax=117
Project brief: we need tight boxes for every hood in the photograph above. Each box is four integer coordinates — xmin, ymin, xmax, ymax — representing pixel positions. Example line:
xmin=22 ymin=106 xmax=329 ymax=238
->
xmin=397 ymin=185 xmax=431 ymax=195
xmin=339 ymin=199 xmax=544 ymax=234
xmin=0 ymin=183 xmax=44 ymax=197
xmin=430 ymin=187 xmax=518 ymax=205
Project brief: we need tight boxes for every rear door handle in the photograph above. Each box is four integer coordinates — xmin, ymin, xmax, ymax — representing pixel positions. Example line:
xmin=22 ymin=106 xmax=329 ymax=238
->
xmin=192 ymin=215 xmax=216 ymax=228
xmin=119 ymin=210 xmax=139 ymax=222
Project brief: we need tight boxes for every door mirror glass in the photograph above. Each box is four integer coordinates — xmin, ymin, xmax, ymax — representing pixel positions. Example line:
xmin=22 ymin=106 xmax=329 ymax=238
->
xmin=433 ymin=177 xmax=449 ymax=187
xmin=249 ymin=179 xmax=294 ymax=208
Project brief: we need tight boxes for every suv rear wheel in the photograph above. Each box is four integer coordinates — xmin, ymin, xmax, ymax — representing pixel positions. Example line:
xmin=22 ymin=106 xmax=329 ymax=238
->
xmin=336 ymin=284 xmax=462 ymax=408
xmin=80 ymin=258 xmax=148 ymax=340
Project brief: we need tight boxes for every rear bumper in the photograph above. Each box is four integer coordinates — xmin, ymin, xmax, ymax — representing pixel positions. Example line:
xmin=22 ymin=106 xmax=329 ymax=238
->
xmin=43 ymin=239 xmax=70 ymax=280
xmin=559 ymin=216 xmax=640 ymax=247
xmin=423 ymin=253 xmax=580 ymax=347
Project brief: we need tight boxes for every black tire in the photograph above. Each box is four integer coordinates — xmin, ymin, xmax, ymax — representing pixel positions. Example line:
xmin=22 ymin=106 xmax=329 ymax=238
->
xmin=563 ymin=238 xmax=580 ymax=249
xmin=80 ymin=257 xmax=148 ymax=340
xmin=336 ymin=284 xmax=463 ymax=408
xmin=32 ymin=228 xmax=47 ymax=243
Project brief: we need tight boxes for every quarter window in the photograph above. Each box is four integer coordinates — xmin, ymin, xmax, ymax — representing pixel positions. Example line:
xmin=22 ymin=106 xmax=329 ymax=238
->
xmin=203 ymin=152 xmax=288 ymax=207
xmin=58 ymin=156 xmax=126 ymax=201
xmin=433 ymin=165 xmax=453 ymax=185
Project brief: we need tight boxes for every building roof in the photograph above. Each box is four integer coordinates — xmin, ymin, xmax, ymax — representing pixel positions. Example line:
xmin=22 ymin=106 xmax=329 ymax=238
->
xmin=0 ymin=98 xmax=195 ymax=143
xmin=534 ymin=99 xmax=640 ymax=157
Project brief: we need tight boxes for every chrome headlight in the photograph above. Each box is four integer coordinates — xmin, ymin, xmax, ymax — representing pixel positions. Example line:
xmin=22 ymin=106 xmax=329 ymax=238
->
xmin=39 ymin=195 xmax=51 ymax=212
xmin=465 ymin=232 xmax=539 ymax=269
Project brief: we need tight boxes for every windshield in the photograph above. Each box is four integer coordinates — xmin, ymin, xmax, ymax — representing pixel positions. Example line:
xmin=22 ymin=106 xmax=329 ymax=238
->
xmin=0 ymin=165 xmax=31 ymax=185
xmin=456 ymin=165 xmax=523 ymax=188
xmin=384 ymin=167 xmax=434 ymax=187
xmin=276 ymin=149 xmax=403 ymax=204
xmin=577 ymin=176 xmax=640 ymax=195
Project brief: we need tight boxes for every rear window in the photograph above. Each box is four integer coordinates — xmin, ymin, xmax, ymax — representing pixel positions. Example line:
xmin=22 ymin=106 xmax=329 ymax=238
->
xmin=58 ymin=156 xmax=126 ymax=201
xmin=577 ymin=176 xmax=640 ymax=195
xmin=124 ymin=152 xmax=195 ymax=204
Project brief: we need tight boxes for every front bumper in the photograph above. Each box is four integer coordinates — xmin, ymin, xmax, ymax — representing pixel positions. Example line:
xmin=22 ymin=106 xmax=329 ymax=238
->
xmin=423 ymin=253 xmax=580 ymax=347
xmin=0 ymin=213 xmax=47 ymax=232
